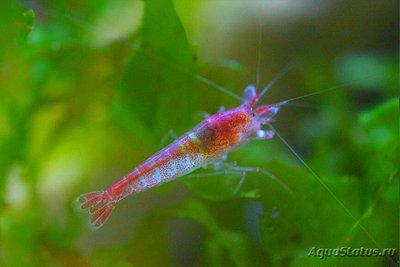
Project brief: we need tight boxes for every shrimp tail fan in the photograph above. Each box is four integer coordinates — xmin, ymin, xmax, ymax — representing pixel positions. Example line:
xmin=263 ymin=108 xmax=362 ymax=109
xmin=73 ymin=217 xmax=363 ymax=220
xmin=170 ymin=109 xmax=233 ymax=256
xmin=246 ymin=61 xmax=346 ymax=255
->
xmin=75 ymin=190 xmax=116 ymax=230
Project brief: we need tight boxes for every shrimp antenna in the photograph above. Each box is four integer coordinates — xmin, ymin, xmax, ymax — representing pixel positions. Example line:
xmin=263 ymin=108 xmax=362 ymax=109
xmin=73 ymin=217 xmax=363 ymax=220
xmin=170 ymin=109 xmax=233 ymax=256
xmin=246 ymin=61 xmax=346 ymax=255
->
xmin=136 ymin=46 xmax=242 ymax=101
xmin=256 ymin=1 xmax=263 ymax=90
xmin=276 ymin=73 xmax=384 ymax=105
xmin=27 ymin=3 xmax=243 ymax=102
xmin=195 ymin=75 xmax=242 ymax=101
xmin=258 ymin=60 xmax=297 ymax=99
xmin=266 ymin=123 xmax=386 ymax=250
xmin=278 ymin=85 xmax=344 ymax=104
xmin=268 ymin=122 xmax=398 ymax=266
xmin=256 ymin=27 xmax=262 ymax=90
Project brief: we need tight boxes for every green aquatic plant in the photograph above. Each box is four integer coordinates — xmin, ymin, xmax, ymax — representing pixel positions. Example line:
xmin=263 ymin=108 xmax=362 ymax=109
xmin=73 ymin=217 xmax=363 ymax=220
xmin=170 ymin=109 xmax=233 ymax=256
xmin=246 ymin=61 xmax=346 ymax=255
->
xmin=0 ymin=0 xmax=397 ymax=266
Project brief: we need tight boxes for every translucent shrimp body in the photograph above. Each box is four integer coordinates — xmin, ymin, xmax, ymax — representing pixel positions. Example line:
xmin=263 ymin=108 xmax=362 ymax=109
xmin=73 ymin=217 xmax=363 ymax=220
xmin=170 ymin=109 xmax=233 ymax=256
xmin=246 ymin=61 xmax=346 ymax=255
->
xmin=76 ymin=85 xmax=285 ymax=229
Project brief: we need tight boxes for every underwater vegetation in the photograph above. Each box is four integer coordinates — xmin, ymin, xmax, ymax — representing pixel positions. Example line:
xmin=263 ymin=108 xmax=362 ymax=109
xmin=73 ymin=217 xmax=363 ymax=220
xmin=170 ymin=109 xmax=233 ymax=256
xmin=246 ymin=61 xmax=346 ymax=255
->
xmin=0 ymin=0 xmax=398 ymax=266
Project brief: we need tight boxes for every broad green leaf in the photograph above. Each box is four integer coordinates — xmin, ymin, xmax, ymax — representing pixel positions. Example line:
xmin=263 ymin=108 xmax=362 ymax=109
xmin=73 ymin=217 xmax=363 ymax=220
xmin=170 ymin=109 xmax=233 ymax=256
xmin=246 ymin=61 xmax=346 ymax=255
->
xmin=120 ymin=0 xmax=198 ymax=138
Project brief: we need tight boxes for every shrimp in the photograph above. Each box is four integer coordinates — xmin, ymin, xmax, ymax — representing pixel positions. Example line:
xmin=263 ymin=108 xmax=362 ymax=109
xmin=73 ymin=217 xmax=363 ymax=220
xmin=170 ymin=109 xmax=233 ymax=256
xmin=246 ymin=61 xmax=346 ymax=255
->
xmin=76 ymin=85 xmax=287 ymax=229
xmin=30 ymin=3 xmax=396 ymax=265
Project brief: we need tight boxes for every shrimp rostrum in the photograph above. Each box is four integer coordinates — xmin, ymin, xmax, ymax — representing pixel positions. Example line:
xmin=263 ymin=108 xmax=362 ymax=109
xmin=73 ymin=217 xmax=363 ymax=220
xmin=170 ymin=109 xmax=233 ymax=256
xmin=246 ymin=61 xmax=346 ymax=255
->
xmin=76 ymin=85 xmax=287 ymax=230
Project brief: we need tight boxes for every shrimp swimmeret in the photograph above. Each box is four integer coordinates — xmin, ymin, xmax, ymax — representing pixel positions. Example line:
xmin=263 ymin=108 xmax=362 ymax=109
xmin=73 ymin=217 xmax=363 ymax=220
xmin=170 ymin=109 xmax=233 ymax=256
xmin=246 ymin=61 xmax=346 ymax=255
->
xmin=76 ymin=84 xmax=290 ymax=230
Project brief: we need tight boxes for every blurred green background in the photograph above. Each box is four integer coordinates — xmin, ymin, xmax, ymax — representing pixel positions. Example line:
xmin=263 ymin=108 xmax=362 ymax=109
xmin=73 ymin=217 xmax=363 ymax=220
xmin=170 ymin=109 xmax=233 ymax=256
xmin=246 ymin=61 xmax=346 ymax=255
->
xmin=0 ymin=0 xmax=398 ymax=266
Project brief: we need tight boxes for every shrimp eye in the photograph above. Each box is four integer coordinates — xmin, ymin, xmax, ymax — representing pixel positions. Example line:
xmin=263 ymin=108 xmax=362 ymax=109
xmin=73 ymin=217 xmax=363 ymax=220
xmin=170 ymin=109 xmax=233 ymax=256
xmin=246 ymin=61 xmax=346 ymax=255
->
xmin=252 ymin=113 xmax=255 ymax=117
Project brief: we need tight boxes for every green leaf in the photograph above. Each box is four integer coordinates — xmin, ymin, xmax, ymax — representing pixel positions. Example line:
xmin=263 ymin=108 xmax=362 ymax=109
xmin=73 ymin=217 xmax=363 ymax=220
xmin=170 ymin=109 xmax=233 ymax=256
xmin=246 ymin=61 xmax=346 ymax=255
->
xmin=358 ymin=98 xmax=398 ymax=191
xmin=120 ymin=0 xmax=198 ymax=138
xmin=176 ymin=200 xmax=253 ymax=266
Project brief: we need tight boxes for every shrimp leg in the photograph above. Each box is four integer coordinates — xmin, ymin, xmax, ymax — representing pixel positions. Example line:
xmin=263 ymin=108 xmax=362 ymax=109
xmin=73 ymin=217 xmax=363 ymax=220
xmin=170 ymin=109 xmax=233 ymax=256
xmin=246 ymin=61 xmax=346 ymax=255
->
xmin=188 ymin=152 xmax=292 ymax=195
xmin=199 ymin=106 xmax=226 ymax=119
xmin=159 ymin=129 xmax=177 ymax=148
xmin=214 ymin=160 xmax=292 ymax=194
xmin=226 ymin=166 xmax=293 ymax=195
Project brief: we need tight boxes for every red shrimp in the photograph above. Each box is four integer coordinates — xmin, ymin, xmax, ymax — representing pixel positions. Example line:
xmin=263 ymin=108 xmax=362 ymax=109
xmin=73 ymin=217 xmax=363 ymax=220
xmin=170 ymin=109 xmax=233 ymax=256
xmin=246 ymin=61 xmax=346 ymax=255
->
xmin=76 ymin=85 xmax=287 ymax=230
